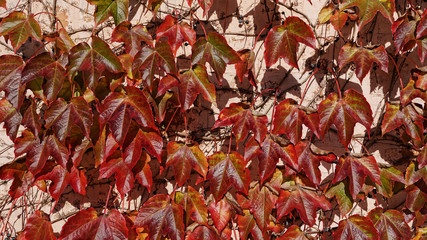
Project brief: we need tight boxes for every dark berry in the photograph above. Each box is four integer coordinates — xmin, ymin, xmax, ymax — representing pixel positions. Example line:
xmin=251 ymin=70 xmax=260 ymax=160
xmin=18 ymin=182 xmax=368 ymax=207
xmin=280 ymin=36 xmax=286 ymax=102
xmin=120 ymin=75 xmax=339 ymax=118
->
xmin=245 ymin=19 xmax=249 ymax=24
xmin=238 ymin=19 xmax=243 ymax=23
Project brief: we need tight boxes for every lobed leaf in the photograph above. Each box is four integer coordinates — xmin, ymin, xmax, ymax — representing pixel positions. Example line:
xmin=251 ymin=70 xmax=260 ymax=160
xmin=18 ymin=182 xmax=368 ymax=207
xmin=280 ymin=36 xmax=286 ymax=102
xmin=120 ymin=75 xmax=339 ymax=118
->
xmin=0 ymin=11 xmax=42 ymax=50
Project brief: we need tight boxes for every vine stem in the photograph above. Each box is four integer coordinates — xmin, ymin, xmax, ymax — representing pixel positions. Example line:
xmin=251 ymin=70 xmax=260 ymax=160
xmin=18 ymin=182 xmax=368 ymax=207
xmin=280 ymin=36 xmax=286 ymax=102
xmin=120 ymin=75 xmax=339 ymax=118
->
xmin=252 ymin=23 xmax=271 ymax=50
xmin=387 ymin=54 xmax=404 ymax=90
xmin=164 ymin=107 xmax=179 ymax=133
xmin=184 ymin=113 xmax=188 ymax=143
xmin=231 ymin=218 xmax=239 ymax=240
xmin=0 ymin=199 xmax=16 ymax=240
xmin=328 ymin=67 xmax=342 ymax=99
xmin=250 ymin=88 xmax=275 ymax=108
xmin=269 ymin=89 xmax=279 ymax=132
xmin=191 ymin=11 xmax=207 ymax=38
xmin=352 ymin=137 xmax=370 ymax=155
xmin=299 ymin=68 xmax=319 ymax=105
xmin=104 ymin=184 xmax=113 ymax=214
xmin=228 ymin=131 xmax=232 ymax=153
xmin=33 ymin=11 xmax=57 ymax=18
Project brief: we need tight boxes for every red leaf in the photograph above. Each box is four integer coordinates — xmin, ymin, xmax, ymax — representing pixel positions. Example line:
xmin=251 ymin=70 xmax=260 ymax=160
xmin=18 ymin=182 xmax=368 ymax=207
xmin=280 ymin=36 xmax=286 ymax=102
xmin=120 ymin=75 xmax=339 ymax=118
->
xmin=330 ymin=11 xmax=349 ymax=33
xmin=406 ymin=184 xmax=427 ymax=212
xmin=198 ymin=0 xmax=213 ymax=16
xmin=39 ymin=165 xmax=87 ymax=200
xmin=166 ymin=141 xmax=208 ymax=186
xmin=59 ymin=208 xmax=128 ymax=240
xmin=418 ymin=144 xmax=427 ymax=168
xmin=124 ymin=127 xmax=163 ymax=163
xmin=182 ymin=186 xmax=208 ymax=225
xmin=68 ymin=36 xmax=123 ymax=90
xmin=237 ymin=210 xmax=268 ymax=240
xmin=277 ymin=225 xmax=308 ymax=240
xmin=325 ymin=181 xmax=354 ymax=216
xmin=99 ymin=157 xmax=135 ymax=196
xmin=45 ymin=97 xmax=93 ymax=142
xmin=186 ymin=225 xmax=220 ymax=240
xmin=132 ymin=40 xmax=176 ymax=89
xmin=133 ymin=152 xmax=153 ymax=191
xmin=338 ymin=43 xmax=388 ymax=82
xmin=207 ymin=151 xmax=250 ymax=200
xmin=276 ymin=183 xmax=331 ymax=226
xmin=99 ymin=86 xmax=156 ymax=145
xmin=368 ymin=207 xmax=411 ymax=240
xmin=0 ymin=97 xmax=22 ymax=141
xmin=333 ymin=154 xmax=381 ymax=199
xmin=381 ymin=103 xmax=424 ymax=142
xmin=208 ymin=198 xmax=232 ymax=232
xmin=318 ymin=89 xmax=373 ymax=148
xmin=191 ymin=32 xmax=241 ymax=81
xmin=135 ymin=194 xmax=184 ymax=240
xmin=333 ymin=215 xmax=379 ymax=240
xmin=112 ymin=21 xmax=153 ymax=57
xmin=401 ymin=79 xmax=426 ymax=106
xmin=87 ymin=0 xmax=128 ymax=25
xmin=0 ymin=157 xmax=35 ymax=199
xmin=213 ymin=102 xmax=268 ymax=144
xmin=177 ymin=64 xmax=216 ymax=111
xmin=157 ymin=15 xmax=196 ymax=55
xmin=272 ymin=98 xmax=319 ymax=144
xmin=413 ymin=68 xmax=427 ymax=91
xmin=340 ymin=0 xmax=394 ymax=29
xmin=264 ymin=16 xmax=316 ymax=68
xmin=22 ymin=99 xmax=41 ymax=137
xmin=295 ymin=141 xmax=336 ymax=186
xmin=0 ymin=11 xmax=42 ymax=50
xmin=0 ymin=55 xmax=24 ymax=108
xmin=24 ymin=210 xmax=56 ymax=240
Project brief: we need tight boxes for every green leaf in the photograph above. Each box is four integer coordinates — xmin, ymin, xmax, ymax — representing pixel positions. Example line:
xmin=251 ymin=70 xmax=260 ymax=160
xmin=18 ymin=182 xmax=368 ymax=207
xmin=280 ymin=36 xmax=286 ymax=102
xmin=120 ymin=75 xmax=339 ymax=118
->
xmin=333 ymin=215 xmax=379 ymax=240
xmin=112 ymin=21 xmax=153 ymax=57
xmin=0 ymin=11 xmax=42 ymax=50
xmin=340 ymin=0 xmax=395 ymax=29
xmin=87 ymin=0 xmax=129 ymax=25
xmin=325 ymin=181 xmax=353 ymax=216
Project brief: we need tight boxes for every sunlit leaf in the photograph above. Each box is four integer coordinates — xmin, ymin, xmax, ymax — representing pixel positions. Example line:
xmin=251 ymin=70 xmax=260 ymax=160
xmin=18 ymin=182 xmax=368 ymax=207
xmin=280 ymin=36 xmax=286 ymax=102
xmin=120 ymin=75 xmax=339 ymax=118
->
xmin=0 ymin=11 xmax=42 ymax=50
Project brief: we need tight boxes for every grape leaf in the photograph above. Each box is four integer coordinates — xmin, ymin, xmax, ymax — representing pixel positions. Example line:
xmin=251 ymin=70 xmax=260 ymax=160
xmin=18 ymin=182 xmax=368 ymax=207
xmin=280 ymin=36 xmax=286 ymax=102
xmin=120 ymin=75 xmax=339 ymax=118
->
xmin=272 ymin=98 xmax=320 ymax=144
xmin=179 ymin=186 xmax=208 ymax=225
xmin=264 ymin=16 xmax=316 ymax=69
xmin=0 ymin=157 xmax=36 ymax=199
xmin=133 ymin=152 xmax=153 ymax=191
xmin=112 ymin=21 xmax=153 ymax=57
xmin=24 ymin=210 xmax=56 ymax=240
xmin=22 ymin=52 xmax=66 ymax=101
xmin=124 ymin=127 xmax=163 ymax=162
xmin=295 ymin=141 xmax=336 ymax=186
xmin=368 ymin=207 xmax=411 ymax=240
xmin=406 ymin=184 xmax=427 ymax=212
xmin=186 ymin=225 xmax=220 ymax=240
xmin=191 ymin=32 xmax=241 ymax=81
xmin=412 ymin=68 xmax=427 ymax=91
xmin=44 ymin=97 xmax=93 ymax=142
xmin=87 ymin=0 xmax=128 ymax=25
xmin=0 ymin=11 xmax=42 ymax=50
xmin=0 ymin=97 xmax=22 ymax=140
xmin=277 ymin=225 xmax=308 ymax=240
xmin=38 ymin=165 xmax=87 ymax=200
xmin=99 ymin=86 xmax=156 ymax=145
xmin=59 ymin=208 xmax=128 ymax=240
xmin=135 ymin=194 xmax=184 ymax=240
xmin=338 ymin=43 xmax=388 ymax=82
xmin=0 ymin=55 xmax=24 ymax=108
xmin=68 ymin=36 xmax=123 ymax=90
xmin=22 ymin=99 xmax=41 ymax=137
xmin=318 ymin=89 xmax=373 ymax=148
xmin=156 ymin=15 xmax=196 ymax=55
xmin=333 ymin=215 xmax=379 ymax=240
xmin=177 ymin=64 xmax=216 ymax=111
xmin=208 ymin=198 xmax=232 ymax=232
xmin=277 ymin=181 xmax=331 ymax=226
xmin=198 ymin=0 xmax=213 ymax=16
xmin=99 ymin=156 xmax=135 ymax=196
xmin=207 ymin=151 xmax=250 ymax=200
xmin=381 ymin=103 xmax=423 ymax=142
xmin=235 ymin=49 xmax=256 ymax=87
xmin=237 ymin=210 xmax=268 ymax=240
xmin=213 ymin=102 xmax=268 ymax=144
xmin=339 ymin=0 xmax=395 ymax=29
xmin=166 ymin=141 xmax=208 ymax=186
xmin=132 ymin=40 xmax=176 ymax=89
xmin=401 ymin=79 xmax=426 ymax=106
xmin=333 ymin=154 xmax=381 ymax=199
xmin=325 ymin=181 xmax=354 ymax=216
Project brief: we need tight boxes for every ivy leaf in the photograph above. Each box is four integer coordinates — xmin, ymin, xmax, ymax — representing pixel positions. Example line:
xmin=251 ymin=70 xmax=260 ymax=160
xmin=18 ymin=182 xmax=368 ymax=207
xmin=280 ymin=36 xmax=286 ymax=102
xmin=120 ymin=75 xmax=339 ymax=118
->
xmin=38 ymin=165 xmax=87 ymax=200
xmin=68 ymin=36 xmax=123 ymax=90
xmin=413 ymin=68 xmax=427 ymax=91
xmin=157 ymin=15 xmax=196 ymax=55
xmin=0 ymin=11 xmax=42 ymax=50
xmin=333 ymin=154 xmax=381 ymax=200
xmin=166 ymin=141 xmax=208 ymax=186
xmin=339 ymin=0 xmax=395 ymax=29
xmin=124 ymin=128 xmax=163 ymax=162
xmin=208 ymin=198 xmax=232 ymax=232
xmin=24 ymin=210 xmax=56 ymax=240
xmin=99 ymin=86 xmax=156 ymax=145
xmin=333 ymin=215 xmax=379 ymax=240
xmin=0 ymin=157 xmax=36 ymax=199
xmin=44 ymin=97 xmax=93 ymax=142
xmin=213 ymin=102 xmax=268 ymax=144
xmin=295 ymin=141 xmax=336 ymax=186
xmin=22 ymin=52 xmax=66 ymax=101
xmin=0 ymin=97 xmax=22 ymax=141
xmin=87 ymin=0 xmax=128 ymax=25
xmin=401 ymin=79 xmax=427 ymax=106
xmin=112 ymin=21 xmax=153 ymax=57
xmin=325 ymin=181 xmax=354 ymax=216
xmin=207 ymin=151 xmax=250 ymax=200
xmin=277 ymin=225 xmax=308 ymax=240
xmin=133 ymin=152 xmax=153 ymax=191
xmin=418 ymin=144 xmax=427 ymax=168
xmin=277 ymin=181 xmax=331 ymax=226
xmin=99 ymin=157 xmax=135 ymax=196
xmin=181 ymin=186 xmax=208 ymax=225
xmin=59 ymin=208 xmax=128 ymax=240
xmin=338 ymin=43 xmax=388 ymax=82
xmin=132 ymin=40 xmax=176 ymax=89
xmin=186 ymin=225 xmax=220 ymax=240
xmin=264 ymin=16 xmax=316 ymax=69
xmin=368 ymin=207 xmax=411 ymax=240
xmin=198 ymin=0 xmax=213 ymax=16
xmin=191 ymin=32 xmax=241 ymax=81
xmin=0 ymin=55 xmax=24 ymax=109
xmin=22 ymin=99 xmax=41 ymax=137
xmin=178 ymin=64 xmax=216 ymax=111
xmin=406 ymin=184 xmax=427 ymax=212
xmin=381 ymin=103 xmax=424 ymax=142
xmin=135 ymin=194 xmax=184 ymax=240
xmin=318 ymin=89 xmax=373 ymax=148
xmin=237 ymin=210 xmax=268 ymax=240
xmin=272 ymin=98 xmax=319 ymax=144
xmin=235 ymin=49 xmax=256 ymax=87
